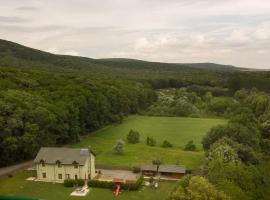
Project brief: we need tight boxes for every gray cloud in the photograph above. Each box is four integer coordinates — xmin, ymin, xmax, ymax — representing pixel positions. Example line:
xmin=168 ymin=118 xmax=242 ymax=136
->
xmin=16 ymin=6 xmax=39 ymax=11
xmin=0 ymin=0 xmax=270 ymax=68
xmin=0 ymin=16 xmax=28 ymax=23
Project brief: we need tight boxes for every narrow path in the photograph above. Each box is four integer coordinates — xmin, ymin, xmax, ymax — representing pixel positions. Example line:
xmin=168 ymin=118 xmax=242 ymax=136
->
xmin=0 ymin=160 xmax=34 ymax=177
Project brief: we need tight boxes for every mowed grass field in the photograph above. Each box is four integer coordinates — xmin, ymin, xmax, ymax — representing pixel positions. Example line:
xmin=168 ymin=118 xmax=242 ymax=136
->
xmin=73 ymin=116 xmax=226 ymax=169
xmin=0 ymin=171 xmax=177 ymax=200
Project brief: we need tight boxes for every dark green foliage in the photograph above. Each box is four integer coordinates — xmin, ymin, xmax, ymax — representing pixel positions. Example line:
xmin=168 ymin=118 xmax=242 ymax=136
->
xmin=77 ymin=179 xmax=85 ymax=186
xmin=0 ymin=67 xmax=155 ymax=167
xmin=162 ymin=140 xmax=173 ymax=148
xmin=146 ymin=136 xmax=156 ymax=146
xmin=184 ymin=140 xmax=196 ymax=151
xmin=120 ymin=176 xmax=144 ymax=191
xmin=64 ymin=179 xmax=77 ymax=187
xmin=149 ymin=177 xmax=154 ymax=183
xmin=152 ymin=160 xmax=162 ymax=172
xmin=132 ymin=166 xmax=141 ymax=173
xmin=87 ymin=180 xmax=114 ymax=189
xmin=179 ymin=175 xmax=191 ymax=188
xmin=261 ymin=139 xmax=270 ymax=156
xmin=202 ymin=123 xmax=260 ymax=152
xmin=64 ymin=179 xmax=84 ymax=187
xmin=87 ymin=176 xmax=144 ymax=191
xmin=126 ymin=129 xmax=140 ymax=144
xmin=207 ymin=97 xmax=238 ymax=115
xmin=113 ymin=140 xmax=125 ymax=154
xmin=169 ymin=176 xmax=230 ymax=200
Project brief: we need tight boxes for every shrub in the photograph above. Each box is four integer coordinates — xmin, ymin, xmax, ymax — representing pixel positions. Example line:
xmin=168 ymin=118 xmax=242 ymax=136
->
xmin=162 ymin=140 xmax=173 ymax=148
xmin=77 ymin=179 xmax=85 ymax=186
xmin=87 ymin=176 xmax=144 ymax=191
xmin=64 ymin=179 xmax=77 ymax=187
xmin=146 ymin=136 xmax=156 ymax=146
xmin=184 ymin=140 xmax=196 ymax=151
xmin=132 ymin=166 xmax=141 ymax=173
xmin=149 ymin=176 xmax=154 ymax=183
xmin=261 ymin=139 xmax=270 ymax=156
xmin=64 ymin=179 xmax=85 ymax=187
xmin=127 ymin=175 xmax=144 ymax=191
xmin=7 ymin=174 xmax=13 ymax=178
xmin=88 ymin=180 xmax=114 ymax=189
xmin=113 ymin=139 xmax=125 ymax=154
xmin=127 ymin=129 xmax=140 ymax=144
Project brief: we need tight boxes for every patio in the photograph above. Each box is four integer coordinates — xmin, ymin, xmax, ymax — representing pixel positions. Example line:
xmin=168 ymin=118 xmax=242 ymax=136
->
xmin=95 ymin=169 xmax=138 ymax=183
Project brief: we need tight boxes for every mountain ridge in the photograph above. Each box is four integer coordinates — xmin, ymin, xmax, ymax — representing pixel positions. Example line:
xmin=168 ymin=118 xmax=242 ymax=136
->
xmin=0 ymin=39 xmax=243 ymax=72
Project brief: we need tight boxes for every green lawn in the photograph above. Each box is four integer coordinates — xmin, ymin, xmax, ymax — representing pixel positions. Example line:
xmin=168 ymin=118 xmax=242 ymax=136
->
xmin=73 ymin=115 xmax=226 ymax=169
xmin=0 ymin=171 xmax=177 ymax=200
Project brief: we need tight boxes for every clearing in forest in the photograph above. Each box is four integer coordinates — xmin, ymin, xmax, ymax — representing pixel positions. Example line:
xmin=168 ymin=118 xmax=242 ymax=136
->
xmin=73 ymin=115 xmax=226 ymax=169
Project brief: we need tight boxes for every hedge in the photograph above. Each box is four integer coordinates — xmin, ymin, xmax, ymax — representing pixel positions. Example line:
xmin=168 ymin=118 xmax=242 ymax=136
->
xmin=87 ymin=180 xmax=114 ymax=189
xmin=64 ymin=179 xmax=85 ymax=187
xmin=87 ymin=176 xmax=144 ymax=191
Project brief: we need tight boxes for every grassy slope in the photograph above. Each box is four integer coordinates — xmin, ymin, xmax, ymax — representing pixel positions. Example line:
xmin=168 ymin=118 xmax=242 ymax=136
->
xmin=0 ymin=171 xmax=177 ymax=200
xmin=73 ymin=116 xmax=227 ymax=169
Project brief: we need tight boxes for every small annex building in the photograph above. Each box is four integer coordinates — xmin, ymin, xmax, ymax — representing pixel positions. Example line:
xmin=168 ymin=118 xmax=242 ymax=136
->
xmin=141 ymin=165 xmax=186 ymax=179
xmin=34 ymin=147 xmax=96 ymax=183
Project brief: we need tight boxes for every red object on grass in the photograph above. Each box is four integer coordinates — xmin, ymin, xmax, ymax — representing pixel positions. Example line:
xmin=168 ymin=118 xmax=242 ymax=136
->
xmin=114 ymin=184 xmax=121 ymax=197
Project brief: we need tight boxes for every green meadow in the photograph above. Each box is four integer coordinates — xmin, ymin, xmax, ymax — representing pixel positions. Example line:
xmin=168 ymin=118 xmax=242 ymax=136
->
xmin=73 ymin=116 xmax=227 ymax=169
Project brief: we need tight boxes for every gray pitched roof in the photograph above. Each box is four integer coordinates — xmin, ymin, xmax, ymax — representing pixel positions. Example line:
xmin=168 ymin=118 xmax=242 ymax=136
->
xmin=159 ymin=165 xmax=186 ymax=173
xmin=141 ymin=165 xmax=186 ymax=174
xmin=34 ymin=147 xmax=95 ymax=165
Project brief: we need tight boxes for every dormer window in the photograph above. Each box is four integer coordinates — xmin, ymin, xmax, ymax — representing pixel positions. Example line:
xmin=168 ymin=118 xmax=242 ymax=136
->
xmin=40 ymin=160 xmax=45 ymax=167
xmin=73 ymin=161 xmax=78 ymax=169
xmin=56 ymin=160 xmax=61 ymax=168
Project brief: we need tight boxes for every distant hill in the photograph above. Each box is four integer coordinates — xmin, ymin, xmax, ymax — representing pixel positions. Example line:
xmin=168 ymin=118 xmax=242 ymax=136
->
xmin=98 ymin=58 xmax=241 ymax=72
xmin=0 ymin=39 xmax=241 ymax=73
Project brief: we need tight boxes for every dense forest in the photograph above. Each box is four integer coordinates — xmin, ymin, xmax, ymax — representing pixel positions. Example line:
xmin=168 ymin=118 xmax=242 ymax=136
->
xmin=0 ymin=67 xmax=156 ymax=166
xmin=1 ymin=39 xmax=270 ymax=199
xmin=169 ymin=88 xmax=270 ymax=200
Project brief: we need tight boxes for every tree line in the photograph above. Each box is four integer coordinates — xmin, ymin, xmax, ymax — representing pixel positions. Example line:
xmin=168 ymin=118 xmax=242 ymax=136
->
xmin=169 ymin=88 xmax=270 ymax=200
xmin=0 ymin=67 xmax=156 ymax=166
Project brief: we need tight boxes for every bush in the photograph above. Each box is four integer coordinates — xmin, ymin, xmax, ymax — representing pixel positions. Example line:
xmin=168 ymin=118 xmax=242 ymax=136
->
xmin=125 ymin=175 xmax=144 ymax=191
xmin=88 ymin=180 xmax=115 ymax=189
xmin=64 ymin=179 xmax=77 ymax=187
xmin=146 ymin=136 xmax=156 ymax=146
xmin=261 ymin=139 xmax=270 ymax=155
xmin=184 ymin=140 xmax=196 ymax=151
xmin=113 ymin=139 xmax=125 ymax=154
xmin=132 ymin=166 xmax=141 ymax=173
xmin=77 ymin=179 xmax=85 ymax=186
xmin=87 ymin=176 xmax=144 ymax=191
xmin=149 ymin=176 xmax=154 ymax=183
xmin=162 ymin=140 xmax=173 ymax=148
xmin=64 ymin=179 xmax=85 ymax=187
xmin=127 ymin=129 xmax=140 ymax=144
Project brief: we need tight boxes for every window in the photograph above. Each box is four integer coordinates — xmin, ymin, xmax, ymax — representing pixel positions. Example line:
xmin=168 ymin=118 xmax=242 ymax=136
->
xmin=66 ymin=174 xmax=70 ymax=179
xmin=42 ymin=173 xmax=46 ymax=178
xmin=58 ymin=174 xmax=62 ymax=179
xmin=73 ymin=161 xmax=78 ymax=169
xmin=75 ymin=174 xmax=78 ymax=180
xmin=57 ymin=161 xmax=61 ymax=168
xmin=40 ymin=160 xmax=45 ymax=167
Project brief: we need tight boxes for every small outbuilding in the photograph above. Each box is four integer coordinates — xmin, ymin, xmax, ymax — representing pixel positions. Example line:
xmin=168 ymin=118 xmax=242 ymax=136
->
xmin=141 ymin=165 xmax=186 ymax=179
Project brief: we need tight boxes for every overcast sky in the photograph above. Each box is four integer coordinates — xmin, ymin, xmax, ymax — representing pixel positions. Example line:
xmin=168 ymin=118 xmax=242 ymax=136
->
xmin=1 ymin=0 xmax=270 ymax=68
